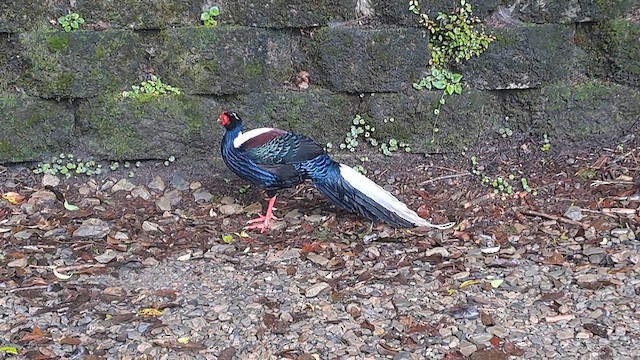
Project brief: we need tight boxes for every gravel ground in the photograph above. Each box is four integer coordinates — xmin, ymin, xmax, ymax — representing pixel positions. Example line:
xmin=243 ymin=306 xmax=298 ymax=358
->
xmin=1 ymin=145 xmax=639 ymax=359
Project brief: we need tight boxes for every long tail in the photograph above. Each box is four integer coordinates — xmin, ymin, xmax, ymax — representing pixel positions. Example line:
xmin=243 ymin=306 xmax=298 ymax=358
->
xmin=312 ymin=162 xmax=454 ymax=229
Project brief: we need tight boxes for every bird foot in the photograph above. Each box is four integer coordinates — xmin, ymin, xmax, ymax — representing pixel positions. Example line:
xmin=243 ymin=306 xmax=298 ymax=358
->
xmin=244 ymin=213 xmax=279 ymax=233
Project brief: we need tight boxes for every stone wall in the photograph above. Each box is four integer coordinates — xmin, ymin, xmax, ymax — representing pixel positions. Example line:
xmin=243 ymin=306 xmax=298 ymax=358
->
xmin=1 ymin=0 xmax=639 ymax=163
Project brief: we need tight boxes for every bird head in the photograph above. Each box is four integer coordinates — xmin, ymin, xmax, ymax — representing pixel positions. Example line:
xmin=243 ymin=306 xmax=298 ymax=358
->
xmin=218 ymin=111 xmax=242 ymax=130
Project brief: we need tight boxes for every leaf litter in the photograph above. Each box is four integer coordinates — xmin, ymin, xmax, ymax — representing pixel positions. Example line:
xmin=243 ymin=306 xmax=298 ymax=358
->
xmin=0 ymin=144 xmax=638 ymax=358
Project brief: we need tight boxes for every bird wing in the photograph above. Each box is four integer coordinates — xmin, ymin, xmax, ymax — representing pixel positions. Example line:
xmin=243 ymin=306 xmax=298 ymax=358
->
xmin=237 ymin=128 xmax=325 ymax=165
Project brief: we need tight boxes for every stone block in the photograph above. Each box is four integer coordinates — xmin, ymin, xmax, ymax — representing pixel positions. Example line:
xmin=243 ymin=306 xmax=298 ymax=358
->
xmin=153 ymin=27 xmax=293 ymax=95
xmin=0 ymin=1 xmax=50 ymax=32
xmin=0 ymin=96 xmax=74 ymax=163
xmin=306 ymin=26 xmax=430 ymax=93
xmin=577 ymin=20 xmax=640 ymax=88
xmin=374 ymin=0 xmax=499 ymax=27
xmin=75 ymin=95 xmax=218 ymax=160
xmin=223 ymin=0 xmax=358 ymax=28
xmin=73 ymin=0 xmax=201 ymax=30
xmin=360 ymin=90 xmax=501 ymax=153
xmin=0 ymin=35 xmax=22 ymax=92
xmin=456 ymin=24 xmax=577 ymax=90
xmin=499 ymin=83 xmax=640 ymax=147
xmin=216 ymin=90 xmax=360 ymax=147
xmin=508 ymin=0 xmax=637 ymax=24
xmin=18 ymin=30 xmax=143 ymax=98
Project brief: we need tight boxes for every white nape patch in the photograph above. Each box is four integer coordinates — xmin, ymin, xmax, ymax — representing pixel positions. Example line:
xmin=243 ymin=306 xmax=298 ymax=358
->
xmin=339 ymin=164 xmax=454 ymax=229
xmin=233 ymin=128 xmax=276 ymax=148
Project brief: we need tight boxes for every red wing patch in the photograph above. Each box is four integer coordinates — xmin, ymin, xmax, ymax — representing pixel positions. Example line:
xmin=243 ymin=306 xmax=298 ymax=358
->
xmin=241 ymin=129 xmax=288 ymax=149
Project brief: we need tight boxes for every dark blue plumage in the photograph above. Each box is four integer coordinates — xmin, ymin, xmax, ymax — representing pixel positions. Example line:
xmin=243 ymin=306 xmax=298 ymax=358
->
xmin=218 ymin=112 xmax=453 ymax=232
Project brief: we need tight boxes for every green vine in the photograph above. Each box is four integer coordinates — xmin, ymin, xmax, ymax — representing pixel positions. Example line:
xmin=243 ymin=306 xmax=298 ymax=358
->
xmin=409 ymin=0 xmax=495 ymax=144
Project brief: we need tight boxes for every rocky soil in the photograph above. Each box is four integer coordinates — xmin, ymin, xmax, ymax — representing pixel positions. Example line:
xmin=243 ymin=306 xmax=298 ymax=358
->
xmin=1 ymin=142 xmax=639 ymax=360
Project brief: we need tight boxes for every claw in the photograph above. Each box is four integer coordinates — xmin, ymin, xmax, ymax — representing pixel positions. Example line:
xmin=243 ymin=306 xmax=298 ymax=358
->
xmin=243 ymin=195 xmax=278 ymax=233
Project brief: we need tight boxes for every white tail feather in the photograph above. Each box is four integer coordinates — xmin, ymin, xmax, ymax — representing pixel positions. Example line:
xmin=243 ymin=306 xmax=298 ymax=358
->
xmin=339 ymin=164 xmax=454 ymax=229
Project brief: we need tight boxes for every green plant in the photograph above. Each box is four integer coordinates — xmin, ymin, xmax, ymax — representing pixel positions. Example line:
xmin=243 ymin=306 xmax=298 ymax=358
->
xmin=58 ymin=13 xmax=85 ymax=32
xmin=470 ymin=156 xmax=537 ymax=195
xmin=238 ymin=185 xmax=251 ymax=194
xmin=498 ymin=127 xmax=513 ymax=138
xmin=413 ymin=68 xmax=463 ymax=143
xmin=33 ymin=153 xmax=102 ymax=177
xmin=409 ymin=0 xmax=495 ymax=68
xmin=122 ymin=75 xmax=181 ymax=98
xmin=409 ymin=0 xmax=494 ymax=145
xmin=540 ymin=133 xmax=551 ymax=152
xmin=201 ymin=6 xmax=220 ymax=27
xmin=338 ymin=115 xmax=411 ymax=155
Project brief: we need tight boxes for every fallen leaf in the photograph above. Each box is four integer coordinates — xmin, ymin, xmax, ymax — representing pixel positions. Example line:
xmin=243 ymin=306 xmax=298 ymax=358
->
xmin=2 ymin=192 xmax=24 ymax=204
xmin=19 ymin=325 xmax=51 ymax=343
xmin=63 ymin=200 xmax=80 ymax=211
xmin=490 ymin=279 xmax=504 ymax=288
xmin=52 ymin=267 xmax=73 ymax=280
xmin=459 ymin=279 xmax=479 ymax=289
xmin=137 ymin=308 xmax=163 ymax=317
xmin=176 ymin=253 xmax=191 ymax=261
xmin=221 ymin=234 xmax=233 ymax=243
xmin=177 ymin=336 xmax=190 ymax=344
xmin=58 ymin=337 xmax=81 ymax=345
xmin=0 ymin=346 xmax=18 ymax=355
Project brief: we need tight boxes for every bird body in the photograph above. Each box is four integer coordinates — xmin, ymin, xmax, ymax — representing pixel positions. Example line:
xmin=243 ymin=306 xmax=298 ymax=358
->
xmin=219 ymin=112 xmax=453 ymax=231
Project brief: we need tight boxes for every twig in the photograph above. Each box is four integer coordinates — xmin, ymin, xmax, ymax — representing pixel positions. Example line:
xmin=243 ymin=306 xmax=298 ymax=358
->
xmin=518 ymin=209 xmax=590 ymax=229
xmin=419 ymin=172 xmax=472 ymax=185
xmin=9 ymin=285 xmax=48 ymax=293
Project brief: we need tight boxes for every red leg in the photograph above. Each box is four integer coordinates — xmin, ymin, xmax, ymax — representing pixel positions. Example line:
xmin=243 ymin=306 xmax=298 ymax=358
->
xmin=244 ymin=195 xmax=279 ymax=233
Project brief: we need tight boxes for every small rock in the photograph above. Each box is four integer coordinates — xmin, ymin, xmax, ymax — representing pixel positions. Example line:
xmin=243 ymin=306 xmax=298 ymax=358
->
xmin=190 ymin=181 xmax=202 ymax=190
xmin=7 ymin=257 xmax=28 ymax=268
xmin=556 ymin=328 xmax=574 ymax=340
xmin=564 ymin=206 xmax=584 ymax=221
xmin=471 ymin=333 xmax=493 ymax=345
xmin=220 ymin=196 xmax=235 ymax=205
xmin=156 ymin=189 xmax=181 ymax=212
xmin=131 ymin=186 xmax=152 ymax=200
xmin=425 ymin=247 xmax=449 ymax=257
xmin=137 ymin=342 xmax=153 ymax=353
xmin=78 ymin=186 xmax=91 ymax=196
xmin=487 ymin=325 xmax=508 ymax=337
xmin=13 ymin=230 xmax=33 ymax=240
xmin=305 ymin=282 xmax=330 ymax=297
xmin=114 ymin=231 xmax=129 ymax=240
xmin=42 ymin=174 xmax=60 ymax=187
xmin=269 ymin=221 xmax=287 ymax=231
xmin=170 ymin=174 xmax=189 ymax=191
xmin=148 ymin=176 xmax=165 ymax=192
xmin=143 ymin=257 xmax=159 ymax=267
xmin=576 ymin=332 xmax=591 ymax=339
xmin=112 ymin=178 xmax=135 ymax=192
xmin=142 ymin=221 xmax=162 ymax=232
xmin=306 ymin=252 xmax=330 ymax=266
xmin=439 ymin=327 xmax=453 ymax=338
xmin=243 ymin=202 xmax=263 ymax=214
xmin=219 ymin=204 xmax=244 ymax=216
xmin=94 ymin=249 xmax=117 ymax=264
xmin=73 ymin=218 xmax=110 ymax=238
xmin=193 ymin=188 xmax=213 ymax=202
xmin=304 ymin=214 xmax=326 ymax=224
xmin=459 ymin=341 xmax=477 ymax=357
xmin=583 ymin=246 xmax=606 ymax=256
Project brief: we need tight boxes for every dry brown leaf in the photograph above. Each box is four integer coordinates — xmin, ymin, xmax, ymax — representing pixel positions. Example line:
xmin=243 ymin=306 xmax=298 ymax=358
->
xmin=19 ymin=325 xmax=51 ymax=343
xmin=2 ymin=192 xmax=24 ymax=204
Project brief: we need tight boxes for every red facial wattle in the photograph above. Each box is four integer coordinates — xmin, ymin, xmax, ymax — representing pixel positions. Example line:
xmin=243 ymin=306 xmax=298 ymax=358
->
xmin=219 ymin=112 xmax=230 ymax=126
